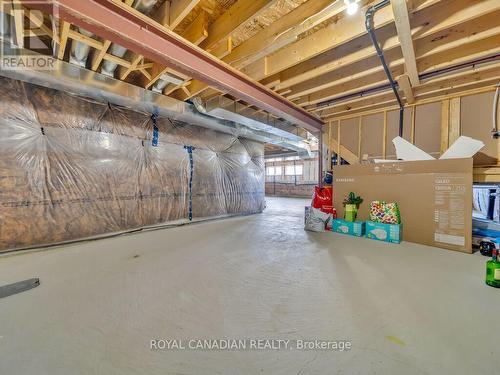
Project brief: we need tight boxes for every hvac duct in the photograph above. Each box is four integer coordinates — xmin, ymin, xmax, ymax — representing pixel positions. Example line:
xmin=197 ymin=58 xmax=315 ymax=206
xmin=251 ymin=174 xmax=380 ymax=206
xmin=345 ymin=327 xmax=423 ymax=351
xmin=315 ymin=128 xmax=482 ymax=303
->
xmin=101 ymin=0 xmax=158 ymax=77
xmin=0 ymin=41 xmax=311 ymax=156
xmin=67 ymin=0 xmax=158 ymax=72
xmin=0 ymin=12 xmax=10 ymax=38
xmin=69 ymin=28 xmax=94 ymax=67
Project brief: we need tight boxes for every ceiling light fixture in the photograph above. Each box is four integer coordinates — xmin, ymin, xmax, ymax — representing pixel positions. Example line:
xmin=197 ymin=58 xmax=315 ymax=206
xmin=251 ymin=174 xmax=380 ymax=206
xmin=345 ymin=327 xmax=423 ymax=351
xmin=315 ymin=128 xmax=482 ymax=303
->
xmin=344 ymin=0 xmax=359 ymax=15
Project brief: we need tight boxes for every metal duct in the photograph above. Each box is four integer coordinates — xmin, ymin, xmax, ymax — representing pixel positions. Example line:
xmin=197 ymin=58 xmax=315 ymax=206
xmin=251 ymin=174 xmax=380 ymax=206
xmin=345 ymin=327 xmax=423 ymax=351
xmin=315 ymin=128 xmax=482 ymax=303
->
xmin=0 ymin=12 xmax=10 ymax=38
xmin=101 ymin=0 xmax=158 ymax=77
xmin=69 ymin=28 xmax=94 ymax=67
xmin=67 ymin=0 xmax=157 ymax=71
xmin=204 ymin=96 xmax=307 ymax=143
xmin=0 ymin=41 xmax=311 ymax=155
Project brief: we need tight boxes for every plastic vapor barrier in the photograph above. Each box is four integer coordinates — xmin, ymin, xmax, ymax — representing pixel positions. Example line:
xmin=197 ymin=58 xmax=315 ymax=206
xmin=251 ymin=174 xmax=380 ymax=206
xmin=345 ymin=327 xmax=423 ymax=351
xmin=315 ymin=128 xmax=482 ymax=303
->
xmin=0 ymin=77 xmax=265 ymax=252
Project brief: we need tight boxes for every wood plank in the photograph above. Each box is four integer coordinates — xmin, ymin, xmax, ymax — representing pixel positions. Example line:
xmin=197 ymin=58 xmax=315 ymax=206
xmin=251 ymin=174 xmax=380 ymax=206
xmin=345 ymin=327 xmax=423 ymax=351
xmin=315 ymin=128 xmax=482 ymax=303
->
xmin=440 ymin=99 xmax=450 ymax=153
xmin=337 ymin=120 xmax=341 ymax=165
xmin=68 ymin=29 xmax=102 ymax=49
xmin=397 ymin=74 xmax=415 ymax=104
xmin=291 ymin=30 xmax=500 ymax=107
xmin=91 ymin=40 xmax=111 ymax=71
xmin=319 ymin=62 xmax=500 ymax=116
xmin=449 ymin=97 xmax=461 ymax=144
xmin=383 ymin=111 xmax=388 ymax=158
xmin=391 ymin=0 xmax=420 ymax=86
xmin=12 ymin=3 xmax=24 ymax=48
xmin=245 ymin=4 xmax=395 ymax=79
xmin=261 ymin=0 xmax=500 ymax=91
xmin=118 ymin=54 xmax=142 ymax=80
xmin=169 ymin=0 xmax=202 ymax=30
xmin=181 ymin=9 xmax=208 ymax=45
xmin=199 ymin=0 xmax=276 ymax=51
xmin=57 ymin=20 xmax=71 ymax=59
xmin=323 ymin=68 xmax=500 ymax=119
xmin=410 ymin=106 xmax=416 ymax=143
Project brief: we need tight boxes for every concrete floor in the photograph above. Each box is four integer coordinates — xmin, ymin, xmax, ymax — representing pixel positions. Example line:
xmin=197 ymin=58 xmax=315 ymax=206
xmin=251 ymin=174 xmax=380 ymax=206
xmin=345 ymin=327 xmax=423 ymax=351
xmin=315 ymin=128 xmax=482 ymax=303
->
xmin=0 ymin=197 xmax=499 ymax=375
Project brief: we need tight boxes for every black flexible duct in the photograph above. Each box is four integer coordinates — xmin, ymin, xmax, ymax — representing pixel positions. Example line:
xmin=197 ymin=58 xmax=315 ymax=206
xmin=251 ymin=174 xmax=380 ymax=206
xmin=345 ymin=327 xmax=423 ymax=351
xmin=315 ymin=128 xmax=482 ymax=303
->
xmin=365 ymin=0 xmax=404 ymax=136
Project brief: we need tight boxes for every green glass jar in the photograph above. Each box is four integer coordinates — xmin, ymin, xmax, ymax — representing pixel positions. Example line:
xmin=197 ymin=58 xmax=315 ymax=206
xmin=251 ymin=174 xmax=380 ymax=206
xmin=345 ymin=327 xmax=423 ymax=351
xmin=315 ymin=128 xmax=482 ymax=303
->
xmin=486 ymin=249 xmax=500 ymax=288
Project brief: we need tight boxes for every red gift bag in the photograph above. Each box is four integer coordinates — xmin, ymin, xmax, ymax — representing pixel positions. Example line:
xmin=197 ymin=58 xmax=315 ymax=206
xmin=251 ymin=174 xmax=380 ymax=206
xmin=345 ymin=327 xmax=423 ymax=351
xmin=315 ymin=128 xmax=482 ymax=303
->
xmin=312 ymin=186 xmax=334 ymax=214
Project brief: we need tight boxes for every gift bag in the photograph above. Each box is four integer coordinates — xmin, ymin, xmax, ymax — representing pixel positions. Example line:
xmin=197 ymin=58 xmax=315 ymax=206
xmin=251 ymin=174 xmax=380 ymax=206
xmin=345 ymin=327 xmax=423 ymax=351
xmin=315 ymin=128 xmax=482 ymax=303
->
xmin=305 ymin=207 xmax=331 ymax=232
xmin=312 ymin=186 xmax=333 ymax=212
xmin=369 ymin=201 xmax=401 ymax=224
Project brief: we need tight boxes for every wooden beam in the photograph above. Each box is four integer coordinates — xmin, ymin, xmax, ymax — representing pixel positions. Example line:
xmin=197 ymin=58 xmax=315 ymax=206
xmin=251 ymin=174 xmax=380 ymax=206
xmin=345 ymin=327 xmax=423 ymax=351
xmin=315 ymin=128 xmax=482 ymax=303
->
xmin=358 ymin=116 xmax=362 ymax=160
xmin=91 ymin=40 xmax=111 ymax=71
xmin=337 ymin=120 xmax=341 ymax=165
xmin=199 ymin=0 xmax=277 ymax=51
xmin=57 ymin=20 xmax=71 ymax=59
xmin=227 ymin=0 xmax=346 ymax=68
xmin=176 ymin=0 xmax=351 ymax=100
xmin=12 ymin=2 xmax=25 ymax=48
xmin=391 ymin=0 xmax=420 ymax=86
xmin=181 ymin=9 xmax=208 ymax=45
xmin=322 ymin=65 xmax=500 ymax=119
xmin=242 ymin=3 xmax=395 ymax=79
xmin=169 ymin=0 xmax=202 ymax=30
xmin=291 ymin=27 xmax=500 ymax=107
xmin=118 ymin=53 xmax=142 ymax=80
xmin=317 ymin=60 xmax=500 ymax=115
xmin=410 ymin=106 xmax=416 ymax=143
xmin=262 ymin=0 xmax=500 ymax=91
xmin=449 ymin=97 xmax=461 ymax=144
xmin=397 ymin=74 xmax=415 ymax=104
xmin=382 ymin=111 xmax=388 ymax=158
xmin=440 ymin=99 xmax=450 ymax=153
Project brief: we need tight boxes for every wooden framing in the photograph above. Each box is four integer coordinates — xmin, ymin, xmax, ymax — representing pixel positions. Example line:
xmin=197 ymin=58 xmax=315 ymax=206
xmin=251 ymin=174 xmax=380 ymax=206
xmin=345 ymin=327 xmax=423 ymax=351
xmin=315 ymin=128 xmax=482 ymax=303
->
xmin=391 ymin=0 xmax=419 ymax=86
xmin=10 ymin=0 xmax=500 ymax=177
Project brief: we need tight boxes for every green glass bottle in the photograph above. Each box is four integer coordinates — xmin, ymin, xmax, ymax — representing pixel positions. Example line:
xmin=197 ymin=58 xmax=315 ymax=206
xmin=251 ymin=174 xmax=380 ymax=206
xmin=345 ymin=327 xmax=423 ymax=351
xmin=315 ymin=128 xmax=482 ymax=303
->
xmin=486 ymin=248 xmax=500 ymax=288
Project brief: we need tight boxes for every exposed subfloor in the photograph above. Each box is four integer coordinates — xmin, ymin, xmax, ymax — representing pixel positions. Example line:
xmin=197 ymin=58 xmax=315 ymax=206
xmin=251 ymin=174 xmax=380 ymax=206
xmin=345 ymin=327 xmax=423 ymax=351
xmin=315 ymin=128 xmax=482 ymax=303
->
xmin=0 ymin=197 xmax=499 ymax=374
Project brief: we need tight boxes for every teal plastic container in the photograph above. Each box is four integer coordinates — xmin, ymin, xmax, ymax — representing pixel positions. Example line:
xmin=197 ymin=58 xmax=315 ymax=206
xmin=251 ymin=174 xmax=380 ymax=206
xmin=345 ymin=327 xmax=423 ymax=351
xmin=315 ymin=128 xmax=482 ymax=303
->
xmin=365 ymin=221 xmax=402 ymax=244
xmin=332 ymin=219 xmax=365 ymax=237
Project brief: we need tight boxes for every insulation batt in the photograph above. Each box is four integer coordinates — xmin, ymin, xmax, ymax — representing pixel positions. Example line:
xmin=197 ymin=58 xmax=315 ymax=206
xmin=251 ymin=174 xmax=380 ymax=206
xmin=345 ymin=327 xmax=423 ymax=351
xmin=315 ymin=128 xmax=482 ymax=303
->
xmin=0 ymin=77 xmax=265 ymax=252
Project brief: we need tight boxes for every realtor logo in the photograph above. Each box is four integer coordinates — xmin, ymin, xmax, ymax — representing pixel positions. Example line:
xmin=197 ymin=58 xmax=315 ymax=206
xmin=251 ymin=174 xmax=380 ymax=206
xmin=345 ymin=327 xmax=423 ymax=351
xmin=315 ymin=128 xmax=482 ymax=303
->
xmin=0 ymin=0 xmax=58 ymax=70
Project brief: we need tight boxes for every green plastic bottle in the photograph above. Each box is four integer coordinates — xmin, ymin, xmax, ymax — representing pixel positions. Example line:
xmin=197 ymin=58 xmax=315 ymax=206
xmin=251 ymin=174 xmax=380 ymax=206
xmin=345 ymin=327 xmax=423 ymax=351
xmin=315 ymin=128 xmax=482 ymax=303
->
xmin=486 ymin=248 xmax=500 ymax=288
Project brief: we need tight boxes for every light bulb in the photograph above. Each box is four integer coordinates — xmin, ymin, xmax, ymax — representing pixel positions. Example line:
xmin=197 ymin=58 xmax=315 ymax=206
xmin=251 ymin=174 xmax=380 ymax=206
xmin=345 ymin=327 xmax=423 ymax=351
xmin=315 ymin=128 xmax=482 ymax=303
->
xmin=345 ymin=0 xmax=359 ymax=15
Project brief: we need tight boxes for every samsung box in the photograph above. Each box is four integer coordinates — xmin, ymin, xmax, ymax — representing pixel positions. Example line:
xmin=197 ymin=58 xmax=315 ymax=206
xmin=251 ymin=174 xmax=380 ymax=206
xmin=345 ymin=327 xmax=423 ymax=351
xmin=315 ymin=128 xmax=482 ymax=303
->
xmin=366 ymin=221 xmax=402 ymax=244
xmin=332 ymin=219 xmax=366 ymax=237
xmin=333 ymin=158 xmax=473 ymax=253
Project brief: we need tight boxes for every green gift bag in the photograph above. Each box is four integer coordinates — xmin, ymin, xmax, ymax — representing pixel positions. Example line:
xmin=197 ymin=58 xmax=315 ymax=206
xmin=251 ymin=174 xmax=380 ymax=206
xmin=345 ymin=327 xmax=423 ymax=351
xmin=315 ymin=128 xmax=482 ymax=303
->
xmin=344 ymin=204 xmax=358 ymax=222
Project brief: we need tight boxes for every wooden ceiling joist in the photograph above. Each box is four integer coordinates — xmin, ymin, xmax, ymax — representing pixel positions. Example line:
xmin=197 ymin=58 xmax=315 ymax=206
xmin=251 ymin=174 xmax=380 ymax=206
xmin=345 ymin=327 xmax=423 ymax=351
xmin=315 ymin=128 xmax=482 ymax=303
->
xmin=391 ymin=0 xmax=420 ymax=86
xmin=12 ymin=0 xmax=500 ymax=131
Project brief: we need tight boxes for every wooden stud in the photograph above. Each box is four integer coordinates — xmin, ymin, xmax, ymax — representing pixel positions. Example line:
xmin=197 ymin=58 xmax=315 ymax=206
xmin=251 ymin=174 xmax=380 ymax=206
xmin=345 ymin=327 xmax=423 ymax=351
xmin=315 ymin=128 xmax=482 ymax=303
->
xmin=411 ymin=105 xmax=416 ymax=144
xmin=337 ymin=120 xmax=341 ymax=165
xmin=57 ymin=20 xmax=71 ymax=60
xmin=440 ymin=99 xmax=450 ymax=153
xmin=383 ymin=111 xmax=388 ymax=158
xmin=449 ymin=97 xmax=461 ymax=145
xmin=91 ymin=40 xmax=111 ymax=71
xmin=358 ymin=116 xmax=362 ymax=161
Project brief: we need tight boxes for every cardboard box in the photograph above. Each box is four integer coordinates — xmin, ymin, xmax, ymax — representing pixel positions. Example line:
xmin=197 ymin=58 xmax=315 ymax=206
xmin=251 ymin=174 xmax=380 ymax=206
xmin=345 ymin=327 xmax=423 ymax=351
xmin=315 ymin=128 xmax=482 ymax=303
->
xmin=333 ymin=158 xmax=473 ymax=253
xmin=332 ymin=219 xmax=366 ymax=237
xmin=366 ymin=221 xmax=402 ymax=244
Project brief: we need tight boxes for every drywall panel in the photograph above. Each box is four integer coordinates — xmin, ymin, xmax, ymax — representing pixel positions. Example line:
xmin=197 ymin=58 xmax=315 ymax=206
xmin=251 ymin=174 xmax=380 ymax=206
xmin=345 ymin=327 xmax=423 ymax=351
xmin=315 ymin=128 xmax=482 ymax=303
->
xmin=386 ymin=108 xmax=413 ymax=158
xmin=339 ymin=118 xmax=359 ymax=156
xmin=361 ymin=113 xmax=384 ymax=160
xmin=414 ymin=102 xmax=441 ymax=157
xmin=461 ymin=91 xmax=498 ymax=165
